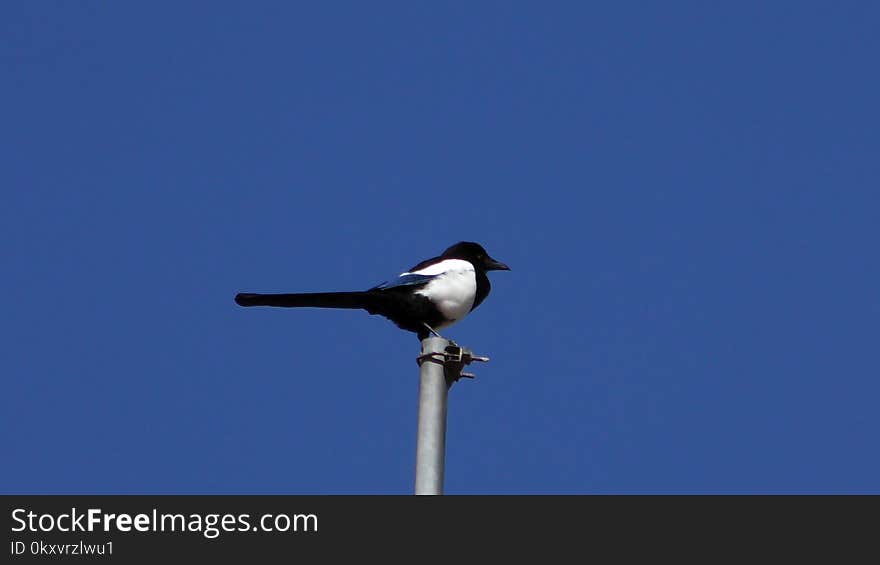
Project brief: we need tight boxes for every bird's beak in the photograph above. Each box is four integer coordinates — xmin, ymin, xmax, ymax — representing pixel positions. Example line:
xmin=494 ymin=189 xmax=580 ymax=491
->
xmin=486 ymin=257 xmax=511 ymax=271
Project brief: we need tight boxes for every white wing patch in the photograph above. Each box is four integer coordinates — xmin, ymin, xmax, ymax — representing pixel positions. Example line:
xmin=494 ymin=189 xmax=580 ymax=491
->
xmin=404 ymin=259 xmax=477 ymax=326
xmin=406 ymin=258 xmax=474 ymax=277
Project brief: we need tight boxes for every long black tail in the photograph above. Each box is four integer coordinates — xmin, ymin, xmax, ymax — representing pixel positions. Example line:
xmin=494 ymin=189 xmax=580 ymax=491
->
xmin=234 ymin=291 xmax=377 ymax=310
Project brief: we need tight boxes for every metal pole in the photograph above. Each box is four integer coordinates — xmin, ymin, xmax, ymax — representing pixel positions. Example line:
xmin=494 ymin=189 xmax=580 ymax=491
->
xmin=414 ymin=336 xmax=449 ymax=495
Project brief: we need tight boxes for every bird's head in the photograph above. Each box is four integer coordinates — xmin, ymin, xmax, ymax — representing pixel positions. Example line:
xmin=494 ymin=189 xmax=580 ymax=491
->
xmin=441 ymin=241 xmax=511 ymax=272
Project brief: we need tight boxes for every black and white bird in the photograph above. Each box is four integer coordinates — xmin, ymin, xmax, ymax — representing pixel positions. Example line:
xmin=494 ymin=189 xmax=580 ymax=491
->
xmin=234 ymin=241 xmax=510 ymax=340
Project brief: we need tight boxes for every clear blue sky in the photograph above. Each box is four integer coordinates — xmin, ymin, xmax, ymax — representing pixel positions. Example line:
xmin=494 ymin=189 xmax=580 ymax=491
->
xmin=3 ymin=2 xmax=878 ymax=494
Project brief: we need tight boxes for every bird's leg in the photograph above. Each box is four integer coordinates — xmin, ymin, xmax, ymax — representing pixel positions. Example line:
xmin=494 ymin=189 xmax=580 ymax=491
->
xmin=422 ymin=323 xmax=443 ymax=339
xmin=421 ymin=323 xmax=457 ymax=347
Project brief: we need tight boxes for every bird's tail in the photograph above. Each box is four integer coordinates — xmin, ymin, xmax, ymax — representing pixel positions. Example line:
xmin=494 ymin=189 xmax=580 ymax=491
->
xmin=234 ymin=291 xmax=377 ymax=310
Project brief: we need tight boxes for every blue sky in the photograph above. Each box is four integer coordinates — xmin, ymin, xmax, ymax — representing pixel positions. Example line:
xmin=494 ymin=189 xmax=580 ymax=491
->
xmin=2 ymin=2 xmax=878 ymax=494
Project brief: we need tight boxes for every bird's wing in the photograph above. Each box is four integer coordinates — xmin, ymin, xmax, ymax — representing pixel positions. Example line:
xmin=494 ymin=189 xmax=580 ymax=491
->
xmin=369 ymin=273 xmax=437 ymax=291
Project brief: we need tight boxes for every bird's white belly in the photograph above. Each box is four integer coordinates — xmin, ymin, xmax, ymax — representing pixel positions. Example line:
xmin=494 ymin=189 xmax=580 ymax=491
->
xmin=413 ymin=267 xmax=476 ymax=325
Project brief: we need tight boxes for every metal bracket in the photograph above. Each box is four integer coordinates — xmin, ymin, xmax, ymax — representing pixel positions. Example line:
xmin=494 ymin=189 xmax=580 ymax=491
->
xmin=416 ymin=344 xmax=490 ymax=386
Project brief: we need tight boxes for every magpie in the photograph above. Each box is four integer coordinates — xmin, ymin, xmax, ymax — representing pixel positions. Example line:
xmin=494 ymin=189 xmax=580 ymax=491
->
xmin=234 ymin=241 xmax=510 ymax=340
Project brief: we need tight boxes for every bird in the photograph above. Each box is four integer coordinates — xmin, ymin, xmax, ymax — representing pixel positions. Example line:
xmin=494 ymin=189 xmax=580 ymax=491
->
xmin=234 ymin=241 xmax=510 ymax=340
